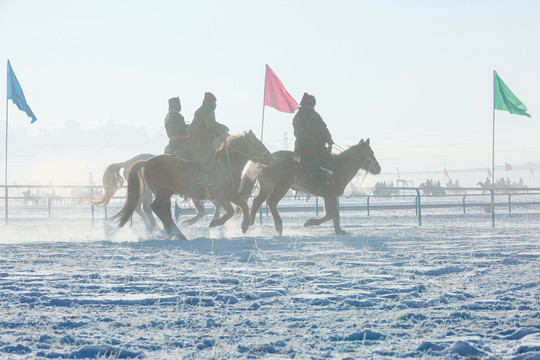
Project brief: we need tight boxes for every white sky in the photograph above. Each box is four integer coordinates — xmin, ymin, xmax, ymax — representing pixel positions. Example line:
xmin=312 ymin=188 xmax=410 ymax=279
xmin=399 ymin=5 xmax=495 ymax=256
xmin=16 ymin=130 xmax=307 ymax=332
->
xmin=1 ymin=0 xmax=539 ymax=184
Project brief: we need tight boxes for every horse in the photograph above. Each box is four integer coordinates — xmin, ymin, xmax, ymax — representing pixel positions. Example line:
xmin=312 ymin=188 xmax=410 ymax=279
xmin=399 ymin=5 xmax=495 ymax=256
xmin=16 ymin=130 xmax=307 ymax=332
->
xmin=242 ymin=138 xmax=381 ymax=235
xmin=113 ymin=130 xmax=273 ymax=240
xmin=88 ymin=153 xmax=159 ymax=233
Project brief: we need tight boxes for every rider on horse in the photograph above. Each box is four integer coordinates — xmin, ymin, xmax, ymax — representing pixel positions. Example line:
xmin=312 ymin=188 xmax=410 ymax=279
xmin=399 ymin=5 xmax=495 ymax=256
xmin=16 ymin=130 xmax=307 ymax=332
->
xmin=174 ymin=92 xmax=229 ymax=192
xmin=292 ymin=92 xmax=334 ymax=190
xmin=164 ymin=97 xmax=188 ymax=155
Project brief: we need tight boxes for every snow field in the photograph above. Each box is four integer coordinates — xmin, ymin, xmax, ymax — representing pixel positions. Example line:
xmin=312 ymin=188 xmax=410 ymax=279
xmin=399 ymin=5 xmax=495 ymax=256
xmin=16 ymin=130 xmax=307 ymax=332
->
xmin=0 ymin=209 xmax=539 ymax=359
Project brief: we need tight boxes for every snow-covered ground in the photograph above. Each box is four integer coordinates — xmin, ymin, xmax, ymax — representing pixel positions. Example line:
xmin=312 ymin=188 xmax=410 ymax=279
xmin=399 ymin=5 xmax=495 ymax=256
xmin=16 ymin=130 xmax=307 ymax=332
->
xmin=0 ymin=203 xmax=539 ymax=359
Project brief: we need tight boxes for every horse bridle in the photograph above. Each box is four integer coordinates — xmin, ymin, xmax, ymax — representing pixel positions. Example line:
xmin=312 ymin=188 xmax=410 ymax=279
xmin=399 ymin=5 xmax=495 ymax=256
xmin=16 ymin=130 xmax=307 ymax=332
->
xmin=334 ymin=142 xmax=377 ymax=174
xmin=226 ymin=135 xmax=271 ymax=164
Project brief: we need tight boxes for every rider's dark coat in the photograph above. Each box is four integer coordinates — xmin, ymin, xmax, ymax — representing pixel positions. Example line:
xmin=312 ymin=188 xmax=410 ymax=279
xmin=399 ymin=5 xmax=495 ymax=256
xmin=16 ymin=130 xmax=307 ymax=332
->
xmin=292 ymin=105 xmax=334 ymax=188
xmin=175 ymin=101 xmax=229 ymax=163
xmin=164 ymin=111 xmax=188 ymax=154
xmin=293 ymin=106 xmax=333 ymax=155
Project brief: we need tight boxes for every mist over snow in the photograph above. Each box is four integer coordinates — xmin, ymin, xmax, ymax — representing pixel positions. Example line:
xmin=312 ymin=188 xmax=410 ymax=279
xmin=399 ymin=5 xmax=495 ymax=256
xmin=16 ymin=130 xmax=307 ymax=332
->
xmin=5 ymin=120 xmax=166 ymax=185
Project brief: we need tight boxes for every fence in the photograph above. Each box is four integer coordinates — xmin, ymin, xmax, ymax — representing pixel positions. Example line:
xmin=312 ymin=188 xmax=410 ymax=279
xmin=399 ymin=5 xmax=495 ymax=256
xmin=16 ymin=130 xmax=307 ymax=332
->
xmin=2 ymin=184 xmax=540 ymax=227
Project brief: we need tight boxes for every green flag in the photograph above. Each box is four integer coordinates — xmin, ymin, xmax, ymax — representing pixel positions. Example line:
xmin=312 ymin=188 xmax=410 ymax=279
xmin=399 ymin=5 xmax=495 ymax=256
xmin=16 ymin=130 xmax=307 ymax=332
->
xmin=494 ymin=70 xmax=531 ymax=118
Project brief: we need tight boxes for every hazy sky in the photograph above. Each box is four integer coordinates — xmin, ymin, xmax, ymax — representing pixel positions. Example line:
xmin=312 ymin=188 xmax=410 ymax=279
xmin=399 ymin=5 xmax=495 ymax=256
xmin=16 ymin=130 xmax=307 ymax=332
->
xmin=1 ymin=0 xmax=539 ymax=184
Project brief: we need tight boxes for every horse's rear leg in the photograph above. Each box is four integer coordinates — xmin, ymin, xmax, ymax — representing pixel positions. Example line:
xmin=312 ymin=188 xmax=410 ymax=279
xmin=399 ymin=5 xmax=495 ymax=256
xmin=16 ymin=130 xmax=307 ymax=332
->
xmin=141 ymin=194 xmax=158 ymax=233
xmin=249 ymin=180 xmax=273 ymax=226
xmin=209 ymin=200 xmax=234 ymax=228
xmin=151 ymin=196 xmax=186 ymax=240
xmin=304 ymin=196 xmax=333 ymax=228
xmin=181 ymin=199 xmax=206 ymax=227
xmin=135 ymin=190 xmax=158 ymax=233
xmin=304 ymin=197 xmax=346 ymax=235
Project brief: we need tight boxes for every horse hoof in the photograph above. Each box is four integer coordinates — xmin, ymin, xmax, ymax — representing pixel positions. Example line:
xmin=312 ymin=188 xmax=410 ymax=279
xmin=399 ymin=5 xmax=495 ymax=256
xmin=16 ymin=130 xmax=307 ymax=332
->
xmin=304 ymin=219 xmax=314 ymax=227
xmin=241 ymin=224 xmax=249 ymax=234
xmin=276 ymin=224 xmax=283 ymax=236
xmin=171 ymin=231 xmax=187 ymax=240
xmin=336 ymin=229 xmax=348 ymax=235
xmin=209 ymin=220 xmax=218 ymax=228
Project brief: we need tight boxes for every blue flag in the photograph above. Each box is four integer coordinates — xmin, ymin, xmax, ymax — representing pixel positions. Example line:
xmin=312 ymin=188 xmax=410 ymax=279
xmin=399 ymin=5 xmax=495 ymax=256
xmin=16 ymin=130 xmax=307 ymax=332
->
xmin=7 ymin=60 xmax=37 ymax=123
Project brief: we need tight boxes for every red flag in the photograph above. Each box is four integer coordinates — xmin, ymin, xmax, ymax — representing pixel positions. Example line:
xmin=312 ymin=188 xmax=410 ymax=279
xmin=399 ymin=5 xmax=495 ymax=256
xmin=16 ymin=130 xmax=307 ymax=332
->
xmin=505 ymin=162 xmax=512 ymax=171
xmin=444 ymin=168 xmax=449 ymax=178
xmin=264 ymin=65 xmax=298 ymax=113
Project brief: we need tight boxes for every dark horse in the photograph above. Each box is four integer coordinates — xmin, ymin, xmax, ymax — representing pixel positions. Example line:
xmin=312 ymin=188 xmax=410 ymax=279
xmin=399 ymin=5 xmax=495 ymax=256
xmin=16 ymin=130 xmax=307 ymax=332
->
xmin=88 ymin=153 xmax=158 ymax=233
xmin=242 ymin=138 xmax=381 ymax=235
xmin=114 ymin=131 xmax=273 ymax=239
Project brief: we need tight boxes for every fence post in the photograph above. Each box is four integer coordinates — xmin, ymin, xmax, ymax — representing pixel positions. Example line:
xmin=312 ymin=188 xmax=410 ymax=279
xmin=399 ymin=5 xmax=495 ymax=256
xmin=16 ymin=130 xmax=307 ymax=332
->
xmin=104 ymin=206 xmax=108 ymax=219
xmin=462 ymin=195 xmax=466 ymax=214
xmin=174 ymin=199 xmax=180 ymax=221
xmin=367 ymin=196 xmax=370 ymax=216
xmin=316 ymin=197 xmax=319 ymax=216
xmin=48 ymin=197 xmax=51 ymax=218
xmin=490 ymin=188 xmax=495 ymax=227
xmin=90 ymin=187 xmax=95 ymax=226
xmin=415 ymin=189 xmax=422 ymax=226
xmin=508 ymin=194 xmax=512 ymax=215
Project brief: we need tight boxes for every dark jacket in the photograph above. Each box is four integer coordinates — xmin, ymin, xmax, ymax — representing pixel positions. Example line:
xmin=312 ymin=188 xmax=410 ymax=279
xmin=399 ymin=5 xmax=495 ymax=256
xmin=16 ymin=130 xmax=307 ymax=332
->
xmin=175 ymin=102 xmax=229 ymax=163
xmin=165 ymin=111 xmax=188 ymax=141
xmin=293 ymin=106 xmax=333 ymax=153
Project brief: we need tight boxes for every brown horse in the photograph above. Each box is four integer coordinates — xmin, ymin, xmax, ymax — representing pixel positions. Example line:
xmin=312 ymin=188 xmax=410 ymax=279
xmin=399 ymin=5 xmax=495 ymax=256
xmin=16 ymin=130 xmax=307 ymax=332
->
xmin=88 ymin=153 xmax=158 ymax=233
xmin=114 ymin=131 xmax=273 ymax=239
xmin=244 ymin=138 xmax=381 ymax=235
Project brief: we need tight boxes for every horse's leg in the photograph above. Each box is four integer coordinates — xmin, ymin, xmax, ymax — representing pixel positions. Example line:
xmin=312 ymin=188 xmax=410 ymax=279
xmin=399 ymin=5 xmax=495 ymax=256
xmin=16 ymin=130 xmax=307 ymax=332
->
xmin=210 ymin=199 xmax=222 ymax=223
xmin=249 ymin=181 xmax=273 ymax=226
xmin=181 ymin=199 xmax=206 ymax=227
xmin=305 ymin=197 xmax=347 ymax=235
xmin=304 ymin=197 xmax=334 ymax=228
xmin=226 ymin=193 xmax=251 ymax=233
xmin=141 ymin=189 xmax=158 ymax=232
xmin=151 ymin=195 xmax=186 ymax=240
xmin=211 ymin=200 xmax=222 ymax=219
xmin=209 ymin=199 xmax=234 ymax=228
xmin=266 ymin=184 xmax=290 ymax=236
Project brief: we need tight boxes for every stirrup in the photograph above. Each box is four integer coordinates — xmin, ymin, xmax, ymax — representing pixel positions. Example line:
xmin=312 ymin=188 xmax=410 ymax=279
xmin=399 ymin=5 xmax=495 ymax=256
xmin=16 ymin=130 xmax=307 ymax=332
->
xmin=320 ymin=167 xmax=333 ymax=175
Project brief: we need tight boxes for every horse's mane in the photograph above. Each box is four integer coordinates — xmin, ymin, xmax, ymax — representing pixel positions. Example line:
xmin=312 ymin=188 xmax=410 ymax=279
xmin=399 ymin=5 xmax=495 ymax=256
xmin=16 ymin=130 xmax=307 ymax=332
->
xmin=217 ymin=131 xmax=250 ymax=152
xmin=333 ymin=140 xmax=367 ymax=163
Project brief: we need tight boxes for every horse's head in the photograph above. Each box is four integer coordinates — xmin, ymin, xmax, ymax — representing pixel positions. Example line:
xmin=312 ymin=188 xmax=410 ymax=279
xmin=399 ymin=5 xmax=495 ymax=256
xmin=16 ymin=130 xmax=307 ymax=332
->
xmin=349 ymin=138 xmax=381 ymax=175
xmin=225 ymin=130 xmax=273 ymax=165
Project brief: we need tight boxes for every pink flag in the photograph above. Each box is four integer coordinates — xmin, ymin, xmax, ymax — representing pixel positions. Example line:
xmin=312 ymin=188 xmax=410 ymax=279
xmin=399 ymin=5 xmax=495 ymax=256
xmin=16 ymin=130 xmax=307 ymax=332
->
xmin=264 ymin=65 xmax=298 ymax=113
xmin=505 ymin=162 xmax=512 ymax=171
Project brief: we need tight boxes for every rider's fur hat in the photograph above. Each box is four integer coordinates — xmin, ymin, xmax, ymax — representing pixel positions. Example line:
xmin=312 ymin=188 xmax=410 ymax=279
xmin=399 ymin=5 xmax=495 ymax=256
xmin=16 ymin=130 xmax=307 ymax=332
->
xmin=300 ymin=92 xmax=316 ymax=107
xmin=168 ymin=97 xmax=181 ymax=111
xmin=204 ymin=92 xmax=217 ymax=102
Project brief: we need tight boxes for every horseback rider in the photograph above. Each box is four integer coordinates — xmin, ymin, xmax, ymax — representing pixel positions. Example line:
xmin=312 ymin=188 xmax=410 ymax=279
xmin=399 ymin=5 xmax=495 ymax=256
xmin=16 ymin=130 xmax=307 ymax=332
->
xmin=174 ymin=92 xmax=229 ymax=192
xmin=292 ymin=92 xmax=334 ymax=189
xmin=164 ymin=97 xmax=188 ymax=155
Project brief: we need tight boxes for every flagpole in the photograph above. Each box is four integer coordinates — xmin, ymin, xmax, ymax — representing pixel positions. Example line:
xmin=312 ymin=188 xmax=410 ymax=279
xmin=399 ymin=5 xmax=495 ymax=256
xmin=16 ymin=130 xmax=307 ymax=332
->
xmin=5 ymin=60 xmax=9 ymax=224
xmin=260 ymin=64 xmax=268 ymax=143
xmin=491 ymin=70 xmax=495 ymax=227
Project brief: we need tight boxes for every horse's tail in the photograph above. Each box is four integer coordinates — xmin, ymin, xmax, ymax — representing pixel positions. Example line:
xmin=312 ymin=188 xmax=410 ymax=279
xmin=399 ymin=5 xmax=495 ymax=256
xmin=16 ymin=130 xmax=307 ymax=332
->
xmin=87 ymin=161 xmax=126 ymax=207
xmin=239 ymin=160 xmax=264 ymax=199
xmin=113 ymin=160 xmax=147 ymax=228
